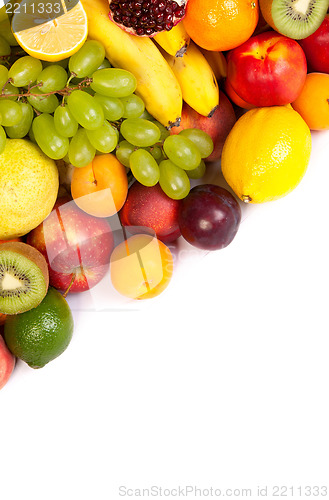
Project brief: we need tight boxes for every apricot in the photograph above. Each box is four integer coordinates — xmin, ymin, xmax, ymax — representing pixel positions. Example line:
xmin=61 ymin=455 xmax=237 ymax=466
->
xmin=291 ymin=73 xmax=329 ymax=130
xmin=110 ymin=234 xmax=173 ymax=300
xmin=71 ymin=153 xmax=128 ymax=217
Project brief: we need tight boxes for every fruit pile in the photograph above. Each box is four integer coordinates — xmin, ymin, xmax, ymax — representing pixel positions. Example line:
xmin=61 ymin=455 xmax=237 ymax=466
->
xmin=1 ymin=0 xmax=329 ymax=390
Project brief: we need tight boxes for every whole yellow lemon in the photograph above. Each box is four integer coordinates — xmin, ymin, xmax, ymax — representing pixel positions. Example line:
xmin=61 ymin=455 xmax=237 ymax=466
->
xmin=0 ymin=139 xmax=59 ymax=239
xmin=221 ymin=106 xmax=312 ymax=203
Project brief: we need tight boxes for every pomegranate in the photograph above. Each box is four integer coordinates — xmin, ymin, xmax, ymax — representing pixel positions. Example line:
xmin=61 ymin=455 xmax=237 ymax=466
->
xmin=108 ymin=0 xmax=187 ymax=37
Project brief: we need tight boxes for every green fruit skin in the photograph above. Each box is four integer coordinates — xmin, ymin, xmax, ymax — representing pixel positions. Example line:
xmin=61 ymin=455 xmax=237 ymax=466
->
xmin=4 ymin=288 xmax=74 ymax=369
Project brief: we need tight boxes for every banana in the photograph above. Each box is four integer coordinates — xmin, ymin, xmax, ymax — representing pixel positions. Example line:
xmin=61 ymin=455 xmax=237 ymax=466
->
xmin=198 ymin=47 xmax=227 ymax=83
xmin=153 ymin=22 xmax=190 ymax=57
xmin=160 ymin=41 xmax=219 ymax=117
xmin=80 ymin=0 xmax=182 ymax=128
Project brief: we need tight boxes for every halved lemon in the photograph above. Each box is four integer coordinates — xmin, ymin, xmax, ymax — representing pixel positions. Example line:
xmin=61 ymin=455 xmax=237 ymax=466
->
xmin=11 ymin=0 xmax=88 ymax=61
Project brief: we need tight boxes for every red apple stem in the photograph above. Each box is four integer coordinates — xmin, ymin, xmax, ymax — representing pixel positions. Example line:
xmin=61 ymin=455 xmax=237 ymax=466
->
xmin=63 ymin=273 xmax=76 ymax=298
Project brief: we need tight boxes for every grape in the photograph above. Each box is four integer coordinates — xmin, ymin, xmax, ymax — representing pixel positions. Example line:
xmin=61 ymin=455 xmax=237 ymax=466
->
xmin=8 ymin=56 xmax=43 ymax=87
xmin=0 ymin=64 xmax=9 ymax=89
xmin=42 ymin=58 xmax=69 ymax=69
xmin=67 ymin=90 xmax=104 ymax=130
xmin=0 ymin=124 xmax=6 ymax=154
xmin=91 ymin=68 xmax=137 ymax=97
xmin=163 ymin=135 xmax=201 ymax=170
xmin=32 ymin=113 xmax=69 ymax=160
xmin=152 ymin=121 xmax=170 ymax=142
xmin=5 ymin=102 xmax=33 ymax=138
xmin=179 ymin=128 xmax=214 ymax=158
xmin=129 ymin=149 xmax=160 ymax=187
xmin=187 ymin=160 xmax=206 ymax=179
xmin=27 ymin=88 xmax=59 ymax=113
xmin=54 ymin=104 xmax=78 ymax=138
xmin=94 ymin=93 xmax=124 ymax=121
xmin=37 ymin=65 xmax=68 ymax=93
xmin=28 ymin=124 xmax=36 ymax=144
xmin=69 ymin=40 xmax=105 ymax=78
xmin=159 ymin=159 xmax=190 ymax=200
xmin=68 ymin=128 xmax=96 ymax=168
xmin=0 ymin=35 xmax=10 ymax=58
xmin=0 ymin=99 xmax=23 ymax=126
xmin=178 ymin=184 xmax=241 ymax=250
xmin=97 ymin=59 xmax=112 ymax=70
xmin=121 ymin=94 xmax=145 ymax=118
xmin=138 ymin=109 xmax=154 ymax=120
xmin=86 ymin=120 xmax=118 ymax=153
xmin=115 ymin=140 xmax=135 ymax=167
xmin=148 ymin=146 xmax=164 ymax=162
xmin=1 ymin=82 xmax=18 ymax=101
xmin=120 ymin=118 xmax=161 ymax=147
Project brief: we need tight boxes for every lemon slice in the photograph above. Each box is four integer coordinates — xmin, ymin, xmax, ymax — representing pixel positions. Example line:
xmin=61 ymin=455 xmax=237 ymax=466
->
xmin=11 ymin=0 xmax=88 ymax=61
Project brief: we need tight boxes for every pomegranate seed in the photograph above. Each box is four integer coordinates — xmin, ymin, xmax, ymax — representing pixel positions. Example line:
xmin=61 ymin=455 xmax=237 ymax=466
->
xmin=164 ymin=21 xmax=173 ymax=30
xmin=175 ymin=7 xmax=185 ymax=17
xmin=158 ymin=1 xmax=166 ymax=11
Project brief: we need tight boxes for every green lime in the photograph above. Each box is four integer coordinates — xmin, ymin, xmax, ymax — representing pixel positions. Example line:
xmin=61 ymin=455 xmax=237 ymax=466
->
xmin=4 ymin=287 xmax=74 ymax=369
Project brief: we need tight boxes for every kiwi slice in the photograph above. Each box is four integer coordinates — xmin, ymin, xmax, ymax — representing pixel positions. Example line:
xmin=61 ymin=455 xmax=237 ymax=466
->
xmin=260 ymin=0 xmax=329 ymax=39
xmin=0 ymin=242 xmax=49 ymax=315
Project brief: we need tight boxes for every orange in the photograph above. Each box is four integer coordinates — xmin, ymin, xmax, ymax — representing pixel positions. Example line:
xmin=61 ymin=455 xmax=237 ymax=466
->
xmin=71 ymin=153 xmax=128 ymax=218
xmin=12 ymin=0 xmax=88 ymax=61
xmin=0 ymin=313 xmax=6 ymax=325
xmin=183 ymin=0 xmax=259 ymax=52
xmin=110 ymin=234 xmax=173 ymax=300
xmin=291 ymin=73 xmax=329 ymax=131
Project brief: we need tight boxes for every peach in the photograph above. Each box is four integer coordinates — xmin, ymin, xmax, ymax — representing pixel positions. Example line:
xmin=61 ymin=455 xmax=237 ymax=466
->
xmin=120 ymin=182 xmax=181 ymax=243
xmin=226 ymin=31 xmax=307 ymax=107
xmin=170 ymin=93 xmax=236 ymax=162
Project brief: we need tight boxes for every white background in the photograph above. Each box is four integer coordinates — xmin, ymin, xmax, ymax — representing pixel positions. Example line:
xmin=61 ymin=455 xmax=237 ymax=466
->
xmin=1 ymin=130 xmax=328 ymax=500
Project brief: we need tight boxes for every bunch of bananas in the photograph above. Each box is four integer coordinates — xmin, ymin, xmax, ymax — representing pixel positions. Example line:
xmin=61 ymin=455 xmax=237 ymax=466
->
xmin=81 ymin=0 xmax=227 ymax=128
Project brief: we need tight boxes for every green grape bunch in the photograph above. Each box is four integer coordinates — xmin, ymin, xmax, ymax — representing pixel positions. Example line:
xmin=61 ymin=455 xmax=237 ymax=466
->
xmin=0 ymin=38 xmax=214 ymax=201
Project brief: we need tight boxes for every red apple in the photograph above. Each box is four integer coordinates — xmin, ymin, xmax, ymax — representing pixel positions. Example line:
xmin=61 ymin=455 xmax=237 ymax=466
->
xmin=0 ymin=334 xmax=15 ymax=391
xmin=27 ymin=197 xmax=114 ymax=293
xmin=170 ymin=93 xmax=236 ymax=162
xmin=299 ymin=15 xmax=329 ymax=74
xmin=120 ymin=182 xmax=181 ymax=243
xmin=226 ymin=31 xmax=307 ymax=106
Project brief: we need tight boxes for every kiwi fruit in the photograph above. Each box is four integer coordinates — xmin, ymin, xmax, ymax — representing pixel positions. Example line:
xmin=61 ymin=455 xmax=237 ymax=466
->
xmin=0 ymin=242 xmax=49 ymax=315
xmin=259 ymin=0 xmax=329 ymax=39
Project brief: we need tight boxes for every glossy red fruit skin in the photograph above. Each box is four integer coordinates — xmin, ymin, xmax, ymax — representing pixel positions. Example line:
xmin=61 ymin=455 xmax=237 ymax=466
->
xmin=226 ymin=31 xmax=307 ymax=106
xmin=170 ymin=93 xmax=236 ymax=162
xmin=119 ymin=182 xmax=181 ymax=243
xmin=0 ymin=334 xmax=15 ymax=391
xmin=299 ymin=15 xmax=329 ymax=73
xmin=178 ymin=184 xmax=241 ymax=250
xmin=26 ymin=197 xmax=114 ymax=293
